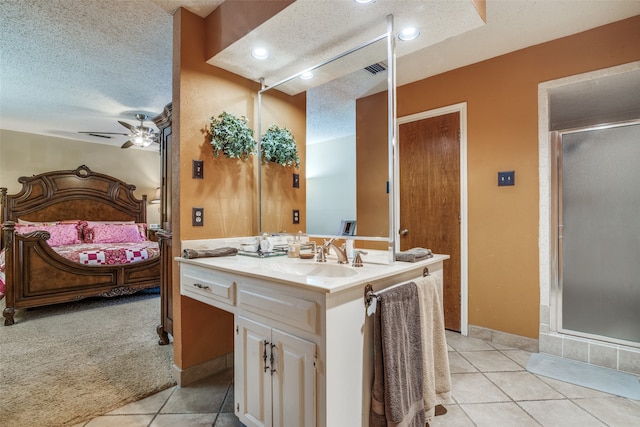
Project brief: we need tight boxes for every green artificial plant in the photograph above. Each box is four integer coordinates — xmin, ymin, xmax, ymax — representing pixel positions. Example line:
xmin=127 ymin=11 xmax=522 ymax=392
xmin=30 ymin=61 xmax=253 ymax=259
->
xmin=260 ymin=124 xmax=300 ymax=168
xmin=207 ymin=111 xmax=256 ymax=160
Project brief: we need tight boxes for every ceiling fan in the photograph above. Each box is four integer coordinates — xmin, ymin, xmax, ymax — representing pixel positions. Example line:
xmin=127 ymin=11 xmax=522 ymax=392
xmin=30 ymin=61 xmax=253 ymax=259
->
xmin=79 ymin=113 xmax=158 ymax=149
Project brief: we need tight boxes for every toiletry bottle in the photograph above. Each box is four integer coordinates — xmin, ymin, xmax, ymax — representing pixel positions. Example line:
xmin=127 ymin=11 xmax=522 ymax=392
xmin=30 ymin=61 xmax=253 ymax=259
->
xmin=260 ymin=233 xmax=272 ymax=253
xmin=346 ymin=239 xmax=355 ymax=259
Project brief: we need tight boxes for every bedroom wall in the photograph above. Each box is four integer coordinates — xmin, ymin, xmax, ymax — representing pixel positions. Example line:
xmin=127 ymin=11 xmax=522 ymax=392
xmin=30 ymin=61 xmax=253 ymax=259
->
xmin=356 ymin=15 xmax=640 ymax=339
xmin=0 ymin=129 xmax=161 ymax=225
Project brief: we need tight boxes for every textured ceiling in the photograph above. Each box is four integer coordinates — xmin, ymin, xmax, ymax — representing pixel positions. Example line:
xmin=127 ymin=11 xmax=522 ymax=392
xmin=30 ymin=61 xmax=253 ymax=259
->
xmin=1 ymin=0 xmax=639 ymax=150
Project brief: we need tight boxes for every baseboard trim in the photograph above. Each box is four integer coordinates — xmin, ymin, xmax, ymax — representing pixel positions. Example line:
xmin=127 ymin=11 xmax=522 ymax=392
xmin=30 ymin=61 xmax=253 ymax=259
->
xmin=173 ymin=351 xmax=234 ymax=387
xmin=468 ymin=325 xmax=539 ymax=352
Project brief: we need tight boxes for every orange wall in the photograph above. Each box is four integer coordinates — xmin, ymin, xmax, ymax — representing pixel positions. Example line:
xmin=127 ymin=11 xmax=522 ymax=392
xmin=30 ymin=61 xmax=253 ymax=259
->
xmin=393 ymin=16 xmax=640 ymax=338
xmin=173 ymin=8 xmax=306 ymax=370
xmin=356 ymin=91 xmax=389 ymax=251
xmin=260 ymin=89 xmax=307 ymax=234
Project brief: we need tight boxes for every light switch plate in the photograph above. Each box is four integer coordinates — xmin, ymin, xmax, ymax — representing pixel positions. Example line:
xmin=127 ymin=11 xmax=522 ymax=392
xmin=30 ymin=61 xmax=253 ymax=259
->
xmin=193 ymin=160 xmax=204 ymax=179
xmin=498 ymin=171 xmax=515 ymax=186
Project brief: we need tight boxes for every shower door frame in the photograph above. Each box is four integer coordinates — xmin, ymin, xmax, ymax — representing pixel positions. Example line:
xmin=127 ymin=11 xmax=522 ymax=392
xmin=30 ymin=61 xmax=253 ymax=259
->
xmin=551 ymin=120 xmax=640 ymax=349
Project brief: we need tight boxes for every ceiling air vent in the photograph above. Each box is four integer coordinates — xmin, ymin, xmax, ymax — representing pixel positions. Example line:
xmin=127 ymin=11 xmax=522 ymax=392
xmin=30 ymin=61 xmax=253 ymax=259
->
xmin=364 ymin=62 xmax=386 ymax=75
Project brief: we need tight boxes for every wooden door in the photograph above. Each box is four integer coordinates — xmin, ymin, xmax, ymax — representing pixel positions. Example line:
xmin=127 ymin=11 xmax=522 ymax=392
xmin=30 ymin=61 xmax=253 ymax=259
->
xmin=399 ymin=112 xmax=461 ymax=331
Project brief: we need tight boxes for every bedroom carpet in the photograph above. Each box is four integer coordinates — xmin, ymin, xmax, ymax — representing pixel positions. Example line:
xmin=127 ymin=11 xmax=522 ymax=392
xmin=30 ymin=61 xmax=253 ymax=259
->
xmin=0 ymin=289 xmax=175 ymax=427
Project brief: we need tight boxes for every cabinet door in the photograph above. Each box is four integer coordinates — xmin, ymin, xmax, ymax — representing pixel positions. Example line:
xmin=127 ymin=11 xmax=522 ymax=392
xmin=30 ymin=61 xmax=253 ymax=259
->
xmin=271 ymin=328 xmax=316 ymax=427
xmin=236 ymin=316 xmax=272 ymax=427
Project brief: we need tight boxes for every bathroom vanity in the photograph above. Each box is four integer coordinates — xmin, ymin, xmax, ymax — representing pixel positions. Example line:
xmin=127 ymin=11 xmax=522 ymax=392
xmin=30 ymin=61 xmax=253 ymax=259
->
xmin=177 ymin=248 xmax=448 ymax=427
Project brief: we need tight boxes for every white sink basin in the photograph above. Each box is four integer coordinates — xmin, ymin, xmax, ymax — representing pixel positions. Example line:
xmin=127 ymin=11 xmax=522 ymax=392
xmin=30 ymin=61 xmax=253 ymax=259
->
xmin=266 ymin=262 xmax=358 ymax=278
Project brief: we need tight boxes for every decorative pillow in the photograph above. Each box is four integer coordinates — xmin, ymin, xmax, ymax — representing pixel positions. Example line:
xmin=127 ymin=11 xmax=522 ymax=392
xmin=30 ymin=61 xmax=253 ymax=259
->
xmin=15 ymin=223 xmax=82 ymax=246
xmin=136 ymin=223 xmax=148 ymax=239
xmin=83 ymin=223 xmax=146 ymax=244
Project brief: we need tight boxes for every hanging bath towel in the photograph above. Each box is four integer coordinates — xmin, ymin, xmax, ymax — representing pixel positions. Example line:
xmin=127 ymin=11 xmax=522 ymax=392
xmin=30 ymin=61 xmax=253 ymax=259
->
xmin=371 ymin=282 xmax=425 ymax=427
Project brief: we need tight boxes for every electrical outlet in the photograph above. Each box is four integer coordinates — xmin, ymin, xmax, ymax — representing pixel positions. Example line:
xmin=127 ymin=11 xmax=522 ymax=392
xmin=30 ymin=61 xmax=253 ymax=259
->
xmin=498 ymin=171 xmax=515 ymax=186
xmin=193 ymin=160 xmax=204 ymax=179
xmin=293 ymin=173 xmax=300 ymax=188
xmin=192 ymin=207 xmax=204 ymax=226
xmin=292 ymin=209 xmax=300 ymax=224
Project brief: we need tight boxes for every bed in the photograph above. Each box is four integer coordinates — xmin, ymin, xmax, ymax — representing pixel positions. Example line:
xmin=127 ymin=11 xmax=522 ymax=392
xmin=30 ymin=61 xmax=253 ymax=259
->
xmin=0 ymin=165 xmax=161 ymax=326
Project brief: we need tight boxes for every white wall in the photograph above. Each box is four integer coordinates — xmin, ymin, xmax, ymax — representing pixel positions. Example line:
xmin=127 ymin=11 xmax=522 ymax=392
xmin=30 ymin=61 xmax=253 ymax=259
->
xmin=306 ymin=134 xmax=356 ymax=235
xmin=0 ymin=130 xmax=162 ymax=225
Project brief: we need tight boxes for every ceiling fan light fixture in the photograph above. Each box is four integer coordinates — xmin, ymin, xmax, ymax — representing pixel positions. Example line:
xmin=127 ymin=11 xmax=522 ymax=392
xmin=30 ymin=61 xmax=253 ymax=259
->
xmin=398 ymin=27 xmax=421 ymax=41
xmin=251 ymin=48 xmax=269 ymax=60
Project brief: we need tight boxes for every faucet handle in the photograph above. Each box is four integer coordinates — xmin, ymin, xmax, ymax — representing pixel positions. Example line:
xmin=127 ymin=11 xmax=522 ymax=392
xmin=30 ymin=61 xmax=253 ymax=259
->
xmin=316 ymin=247 xmax=327 ymax=263
xmin=352 ymin=250 xmax=368 ymax=267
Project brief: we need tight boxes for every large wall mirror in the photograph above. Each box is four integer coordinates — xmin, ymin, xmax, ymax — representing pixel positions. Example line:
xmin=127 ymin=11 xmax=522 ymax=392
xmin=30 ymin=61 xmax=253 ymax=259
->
xmin=258 ymin=16 xmax=396 ymax=258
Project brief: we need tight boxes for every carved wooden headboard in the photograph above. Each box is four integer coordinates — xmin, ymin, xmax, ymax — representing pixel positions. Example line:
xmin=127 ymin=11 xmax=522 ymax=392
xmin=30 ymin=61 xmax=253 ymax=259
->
xmin=1 ymin=165 xmax=147 ymax=224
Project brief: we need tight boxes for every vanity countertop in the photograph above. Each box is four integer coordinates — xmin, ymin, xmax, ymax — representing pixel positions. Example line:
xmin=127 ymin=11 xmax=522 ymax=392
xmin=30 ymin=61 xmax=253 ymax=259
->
xmin=177 ymin=250 xmax=449 ymax=294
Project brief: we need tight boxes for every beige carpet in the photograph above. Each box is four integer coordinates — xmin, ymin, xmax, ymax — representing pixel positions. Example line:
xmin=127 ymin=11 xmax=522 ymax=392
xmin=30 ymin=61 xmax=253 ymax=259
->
xmin=0 ymin=289 xmax=175 ymax=426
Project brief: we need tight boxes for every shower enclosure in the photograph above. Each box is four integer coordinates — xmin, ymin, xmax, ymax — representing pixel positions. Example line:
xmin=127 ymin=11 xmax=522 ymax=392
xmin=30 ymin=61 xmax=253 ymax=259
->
xmin=555 ymin=121 xmax=640 ymax=347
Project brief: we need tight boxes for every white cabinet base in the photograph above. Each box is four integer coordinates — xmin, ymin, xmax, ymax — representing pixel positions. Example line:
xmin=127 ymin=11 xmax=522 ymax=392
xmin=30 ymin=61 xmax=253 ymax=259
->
xmin=236 ymin=316 xmax=316 ymax=427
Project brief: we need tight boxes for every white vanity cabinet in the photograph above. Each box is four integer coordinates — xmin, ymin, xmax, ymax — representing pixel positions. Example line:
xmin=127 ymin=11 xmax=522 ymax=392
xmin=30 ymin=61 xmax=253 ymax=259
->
xmin=178 ymin=251 xmax=449 ymax=427
xmin=235 ymin=316 xmax=316 ymax=427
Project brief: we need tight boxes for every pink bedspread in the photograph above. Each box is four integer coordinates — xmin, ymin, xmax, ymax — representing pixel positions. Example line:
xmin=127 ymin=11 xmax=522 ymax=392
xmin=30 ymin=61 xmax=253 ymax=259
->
xmin=53 ymin=242 xmax=160 ymax=265
xmin=0 ymin=242 xmax=159 ymax=299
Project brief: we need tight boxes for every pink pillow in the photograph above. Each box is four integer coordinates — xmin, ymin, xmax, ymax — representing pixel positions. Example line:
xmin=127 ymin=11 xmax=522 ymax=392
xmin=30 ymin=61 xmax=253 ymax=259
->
xmin=84 ymin=223 xmax=146 ymax=244
xmin=15 ymin=223 xmax=82 ymax=246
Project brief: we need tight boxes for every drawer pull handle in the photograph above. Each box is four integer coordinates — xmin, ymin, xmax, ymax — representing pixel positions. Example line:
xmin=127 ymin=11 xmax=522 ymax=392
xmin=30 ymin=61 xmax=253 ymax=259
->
xmin=193 ymin=283 xmax=210 ymax=290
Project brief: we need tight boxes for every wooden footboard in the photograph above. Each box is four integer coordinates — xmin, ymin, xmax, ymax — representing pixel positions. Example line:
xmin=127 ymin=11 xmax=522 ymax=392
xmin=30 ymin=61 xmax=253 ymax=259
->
xmin=2 ymin=222 xmax=160 ymax=325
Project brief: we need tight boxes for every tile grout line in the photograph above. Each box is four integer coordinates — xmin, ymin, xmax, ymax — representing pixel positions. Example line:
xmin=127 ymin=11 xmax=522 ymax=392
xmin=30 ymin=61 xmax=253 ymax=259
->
xmin=147 ymin=385 xmax=178 ymax=426
xmin=212 ymin=380 xmax=235 ymax=426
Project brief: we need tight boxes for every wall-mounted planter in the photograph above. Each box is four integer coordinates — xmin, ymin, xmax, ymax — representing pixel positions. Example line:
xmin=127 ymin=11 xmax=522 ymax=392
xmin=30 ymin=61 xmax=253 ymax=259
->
xmin=261 ymin=125 xmax=300 ymax=168
xmin=207 ymin=112 xmax=256 ymax=160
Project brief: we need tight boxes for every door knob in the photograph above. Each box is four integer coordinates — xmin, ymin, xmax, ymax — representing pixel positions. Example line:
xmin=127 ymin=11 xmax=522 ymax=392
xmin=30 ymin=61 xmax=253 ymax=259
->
xmin=400 ymin=228 xmax=409 ymax=236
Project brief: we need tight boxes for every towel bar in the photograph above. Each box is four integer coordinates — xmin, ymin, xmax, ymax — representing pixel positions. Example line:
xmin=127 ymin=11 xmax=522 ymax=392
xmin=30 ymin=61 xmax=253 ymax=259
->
xmin=364 ymin=267 xmax=429 ymax=308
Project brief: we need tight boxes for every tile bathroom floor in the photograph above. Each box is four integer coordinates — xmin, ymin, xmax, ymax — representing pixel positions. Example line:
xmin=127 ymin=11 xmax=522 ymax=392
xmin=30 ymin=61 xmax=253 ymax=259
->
xmin=76 ymin=331 xmax=640 ymax=427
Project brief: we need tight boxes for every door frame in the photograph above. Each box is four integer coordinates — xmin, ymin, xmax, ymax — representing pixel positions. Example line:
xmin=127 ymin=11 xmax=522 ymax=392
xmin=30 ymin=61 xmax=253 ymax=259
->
xmin=396 ymin=102 xmax=468 ymax=335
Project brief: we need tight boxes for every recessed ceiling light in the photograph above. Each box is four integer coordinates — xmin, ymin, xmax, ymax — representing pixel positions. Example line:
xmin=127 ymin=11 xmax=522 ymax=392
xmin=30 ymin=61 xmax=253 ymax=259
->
xmin=354 ymin=0 xmax=375 ymax=3
xmin=398 ymin=27 xmax=420 ymax=41
xmin=300 ymin=72 xmax=314 ymax=80
xmin=251 ymin=48 xmax=269 ymax=60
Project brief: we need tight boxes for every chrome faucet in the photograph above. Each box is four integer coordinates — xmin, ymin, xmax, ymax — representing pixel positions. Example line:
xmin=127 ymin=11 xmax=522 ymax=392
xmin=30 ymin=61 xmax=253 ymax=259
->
xmin=324 ymin=238 xmax=349 ymax=264
xmin=352 ymin=250 xmax=368 ymax=267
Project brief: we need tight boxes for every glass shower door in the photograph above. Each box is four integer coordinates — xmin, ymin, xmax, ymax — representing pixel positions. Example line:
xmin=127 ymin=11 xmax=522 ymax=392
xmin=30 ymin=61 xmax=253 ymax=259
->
xmin=559 ymin=122 xmax=640 ymax=345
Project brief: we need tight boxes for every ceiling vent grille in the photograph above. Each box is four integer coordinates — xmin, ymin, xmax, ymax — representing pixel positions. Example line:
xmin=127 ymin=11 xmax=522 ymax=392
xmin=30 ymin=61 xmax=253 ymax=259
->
xmin=364 ymin=62 xmax=386 ymax=75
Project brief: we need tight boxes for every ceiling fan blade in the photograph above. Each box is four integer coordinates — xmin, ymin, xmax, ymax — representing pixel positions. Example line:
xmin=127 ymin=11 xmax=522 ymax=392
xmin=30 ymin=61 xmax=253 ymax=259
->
xmin=118 ymin=121 xmax=137 ymax=133
xmin=79 ymin=131 xmax=129 ymax=135
xmin=121 ymin=140 xmax=134 ymax=149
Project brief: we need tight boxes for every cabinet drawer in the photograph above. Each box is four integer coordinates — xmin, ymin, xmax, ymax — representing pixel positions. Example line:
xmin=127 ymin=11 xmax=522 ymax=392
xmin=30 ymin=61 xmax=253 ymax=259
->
xmin=238 ymin=288 xmax=317 ymax=334
xmin=181 ymin=264 xmax=236 ymax=308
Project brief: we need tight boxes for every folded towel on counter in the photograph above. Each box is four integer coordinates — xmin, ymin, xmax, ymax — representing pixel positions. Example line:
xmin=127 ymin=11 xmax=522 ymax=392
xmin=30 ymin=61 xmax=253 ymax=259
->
xmin=415 ymin=275 xmax=452 ymax=423
xmin=371 ymin=282 xmax=425 ymax=427
xmin=395 ymin=247 xmax=433 ymax=262
xmin=182 ymin=247 xmax=238 ymax=259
